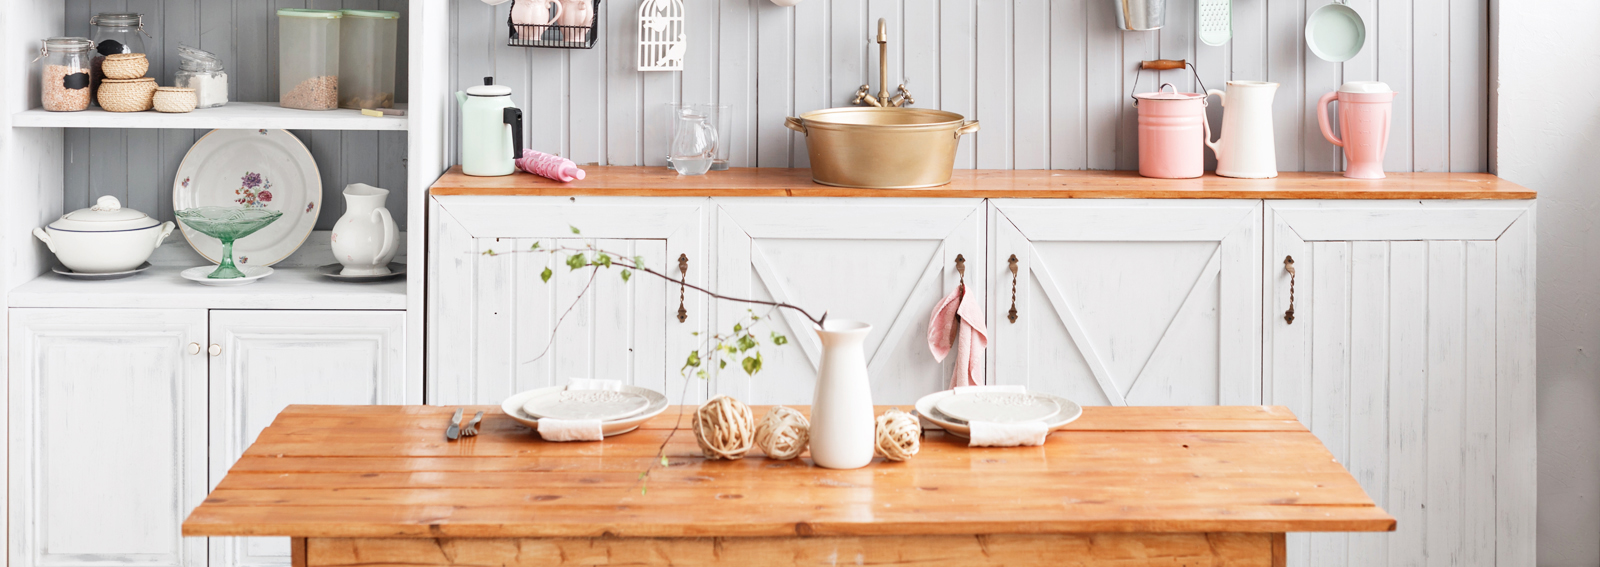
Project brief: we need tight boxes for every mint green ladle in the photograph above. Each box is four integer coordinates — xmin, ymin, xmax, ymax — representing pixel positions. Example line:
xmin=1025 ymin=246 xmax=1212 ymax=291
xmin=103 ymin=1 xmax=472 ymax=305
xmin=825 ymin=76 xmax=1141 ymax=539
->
xmin=1305 ymin=0 xmax=1366 ymax=62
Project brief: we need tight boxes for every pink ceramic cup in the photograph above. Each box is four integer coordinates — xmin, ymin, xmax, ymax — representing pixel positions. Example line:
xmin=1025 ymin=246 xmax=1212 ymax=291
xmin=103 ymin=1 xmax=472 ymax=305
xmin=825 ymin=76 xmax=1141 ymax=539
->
xmin=1317 ymin=82 xmax=1395 ymax=180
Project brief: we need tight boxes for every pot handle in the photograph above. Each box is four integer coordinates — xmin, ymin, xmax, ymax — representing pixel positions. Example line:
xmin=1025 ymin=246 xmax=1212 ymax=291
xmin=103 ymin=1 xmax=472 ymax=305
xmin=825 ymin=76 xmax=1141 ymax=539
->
xmin=1317 ymin=91 xmax=1343 ymax=148
xmin=784 ymin=116 xmax=806 ymax=134
xmin=154 ymin=221 xmax=175 ymax=247
xmin=373 ymin=208 xmax=399 ymax=260
xmin=954 ymin=120 xmax=981 ymax=138
xmin=31 ymin=228 xmax=55 ymax=253
xmin=1204 ymin=89 xmax=1225 ymax=157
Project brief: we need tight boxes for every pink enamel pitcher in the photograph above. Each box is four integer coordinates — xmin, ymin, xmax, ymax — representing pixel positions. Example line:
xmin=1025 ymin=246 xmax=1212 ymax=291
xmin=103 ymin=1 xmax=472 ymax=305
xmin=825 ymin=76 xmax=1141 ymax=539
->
xmin=1317 ymin=81 xmax=1395 ymax=179
xmin=1135 ymin=82 xmax=1211 ymax=179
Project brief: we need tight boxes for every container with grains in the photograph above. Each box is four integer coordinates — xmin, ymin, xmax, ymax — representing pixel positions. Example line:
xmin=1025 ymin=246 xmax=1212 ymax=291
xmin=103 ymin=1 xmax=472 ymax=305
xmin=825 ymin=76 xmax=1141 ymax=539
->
xmin=338 ymin=9 xmax=399 ymax=109
xmin=89 ymin=13 xmax=150 ymax=105
xmin=36 ymin=37 xmax=94 ymax=112
xmin=278 ymin=9 xmax=342 ymax=110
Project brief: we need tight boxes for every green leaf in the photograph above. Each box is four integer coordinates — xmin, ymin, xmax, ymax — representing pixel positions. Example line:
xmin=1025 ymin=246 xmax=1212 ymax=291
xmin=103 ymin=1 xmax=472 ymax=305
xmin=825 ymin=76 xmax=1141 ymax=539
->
xmin=483 ymin=248 xmax=494 ymax=255
xmin=736 ymin=334 xmax=758 ymax=352
xmin=633 ymin=256 xmax=646 ymax=269
xmin=596 ymin=254 xmax=613 ymax=268
xmin=733 ymin=323 xmax=743 ymax=332
xmin=530 ymin=241 xmax=541 ymax=250
xmin=696 ymin=369 xmax=708 ymax=379
xmin=683 ymin=350 xmax=702 ymax=369
xmin=661 ymin=455 xmax=669 ymax=466
xmin=570 ymin=225 xmax=581 ymax=234
xmin=621 ymin=269 xmax=632 ymax=282
xmin=718 ymin=359 xmax=727 ymax=369
xmin=567 ymin=254 xmax=587 ymax=271
xmin=741 ymin=353 xmax=763 ymax=375
xmin=771 ymin=332 xmax=789 ymax=346
xmin=540 ymin=267 xmax=553 ymax=283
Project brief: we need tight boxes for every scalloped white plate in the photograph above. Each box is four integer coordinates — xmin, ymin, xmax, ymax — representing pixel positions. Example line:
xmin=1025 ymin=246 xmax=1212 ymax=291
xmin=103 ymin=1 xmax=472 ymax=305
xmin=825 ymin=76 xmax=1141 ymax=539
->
xmin=500 ymin=385 xmax=670 ymax=438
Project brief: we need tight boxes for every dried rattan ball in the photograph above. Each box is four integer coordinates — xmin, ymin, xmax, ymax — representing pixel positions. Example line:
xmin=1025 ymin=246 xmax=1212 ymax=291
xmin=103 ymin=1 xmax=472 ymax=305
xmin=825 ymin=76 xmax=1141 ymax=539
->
xmin=753 ymin=406 xmax=810 ymax=460
xmin=693 ymin=395 xmax=754 ymax=460
xmin=874 ymin=408 xmax=921 ymax=462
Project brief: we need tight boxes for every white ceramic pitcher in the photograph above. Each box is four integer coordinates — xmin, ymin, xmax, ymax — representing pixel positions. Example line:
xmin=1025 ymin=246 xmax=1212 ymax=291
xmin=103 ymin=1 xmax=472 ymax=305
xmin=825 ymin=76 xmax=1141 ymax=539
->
xmin=1205 ymin=81 xmax=1280 ymax=179
xmin=809 ymin=319 xmax=876 ymax=469
xmin=331 ymin=183 xmax=399 ymax=276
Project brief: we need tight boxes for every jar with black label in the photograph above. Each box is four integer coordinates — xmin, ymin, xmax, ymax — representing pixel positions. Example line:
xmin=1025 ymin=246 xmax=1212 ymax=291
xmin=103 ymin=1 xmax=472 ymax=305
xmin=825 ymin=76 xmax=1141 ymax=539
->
xmin=35 ymin=37 xmax=94 ymax=111
xmin=89 ymin=12 xmax=151 ymax=104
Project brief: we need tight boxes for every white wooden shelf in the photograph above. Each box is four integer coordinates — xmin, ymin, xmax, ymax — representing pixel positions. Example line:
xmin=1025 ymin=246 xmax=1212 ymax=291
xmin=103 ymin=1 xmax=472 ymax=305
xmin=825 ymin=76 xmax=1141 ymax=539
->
xmin=11 ymin=102 xmax=407 ymax=131
xmin=8 ymin=266 xmax=405 ymax=310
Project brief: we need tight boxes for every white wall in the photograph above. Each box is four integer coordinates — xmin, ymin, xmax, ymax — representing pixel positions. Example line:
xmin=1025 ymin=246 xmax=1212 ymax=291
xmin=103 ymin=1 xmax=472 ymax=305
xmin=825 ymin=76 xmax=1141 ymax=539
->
xmin=1498 ymin=2 xmax=1599 ymax=565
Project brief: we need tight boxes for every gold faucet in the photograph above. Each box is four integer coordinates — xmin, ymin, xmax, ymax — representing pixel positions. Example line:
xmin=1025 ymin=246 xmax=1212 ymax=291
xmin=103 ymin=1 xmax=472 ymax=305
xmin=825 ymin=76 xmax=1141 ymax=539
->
xmin=853 ymin=18 xmax=913 ymax=108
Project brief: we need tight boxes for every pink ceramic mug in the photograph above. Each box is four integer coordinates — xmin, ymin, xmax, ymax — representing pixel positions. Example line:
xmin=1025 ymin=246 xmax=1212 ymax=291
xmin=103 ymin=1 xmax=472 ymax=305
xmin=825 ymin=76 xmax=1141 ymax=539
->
xmin=1135 ymin=83 xmax=1212 ymax=179
xmin=558 ymin=0 xmax=592 ymax=42
xmin=511 ymin=0 xmax=563 ymax=35
xmin=1317 ymin=81 xmax=1395 ymax=179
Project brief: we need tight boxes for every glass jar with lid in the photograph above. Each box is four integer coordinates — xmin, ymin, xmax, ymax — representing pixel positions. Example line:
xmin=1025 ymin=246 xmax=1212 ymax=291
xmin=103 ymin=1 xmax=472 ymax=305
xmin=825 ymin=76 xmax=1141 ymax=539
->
xmin=174 ymin=45 xmax=229 ymax=108
xmin=89 ymin=13 xmax=151 ymax=104
xmin=277 ymin=9 xmax=342 ymax=110
xmin=337 ymin=9 xmax=399 ymax=110
xmin=35 ymin=37 xmax=94 ymax=112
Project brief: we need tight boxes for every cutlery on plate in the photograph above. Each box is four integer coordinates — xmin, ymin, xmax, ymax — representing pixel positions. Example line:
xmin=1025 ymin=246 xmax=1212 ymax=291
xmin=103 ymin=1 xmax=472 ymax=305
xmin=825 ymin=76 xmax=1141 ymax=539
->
xmin=445 ymin=407 xmax=464 ymax=441
xmin=461 ymin=411 xmax=485 ymax=437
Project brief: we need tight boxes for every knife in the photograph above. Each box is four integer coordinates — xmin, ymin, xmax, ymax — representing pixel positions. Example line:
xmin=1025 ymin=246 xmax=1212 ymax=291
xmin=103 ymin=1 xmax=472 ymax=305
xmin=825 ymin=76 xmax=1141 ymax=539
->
xmin=445 ymin=407 xmax=464 ymax=441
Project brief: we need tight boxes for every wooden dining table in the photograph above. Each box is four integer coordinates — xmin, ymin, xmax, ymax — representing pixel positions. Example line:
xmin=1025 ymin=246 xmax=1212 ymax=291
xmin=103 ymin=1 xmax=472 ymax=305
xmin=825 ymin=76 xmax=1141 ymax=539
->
xmin=184 ymin=404 xmax=1394 ymax=566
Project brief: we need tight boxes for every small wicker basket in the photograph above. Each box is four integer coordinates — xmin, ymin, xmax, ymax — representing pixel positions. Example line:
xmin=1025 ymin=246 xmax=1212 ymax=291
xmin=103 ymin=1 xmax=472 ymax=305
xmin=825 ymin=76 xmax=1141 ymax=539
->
xmin=102 ymin=53 xmax=149 ymax=80
xmin=99 ymin=77 xmax=157 ymax=112
xmin=153 ymin=87 xmax=197 ymax=113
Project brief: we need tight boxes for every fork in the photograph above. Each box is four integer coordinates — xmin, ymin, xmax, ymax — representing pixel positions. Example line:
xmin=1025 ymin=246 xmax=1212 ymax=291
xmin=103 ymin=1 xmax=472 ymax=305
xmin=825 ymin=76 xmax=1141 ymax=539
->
xmin=461 ymin=411 xmax=485 ymax=437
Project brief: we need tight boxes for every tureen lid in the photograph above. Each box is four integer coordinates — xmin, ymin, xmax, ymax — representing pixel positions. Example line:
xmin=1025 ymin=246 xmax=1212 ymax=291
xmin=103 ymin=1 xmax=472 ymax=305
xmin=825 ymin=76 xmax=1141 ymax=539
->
xmin=49 ymin=196 xmax=159 ymax=232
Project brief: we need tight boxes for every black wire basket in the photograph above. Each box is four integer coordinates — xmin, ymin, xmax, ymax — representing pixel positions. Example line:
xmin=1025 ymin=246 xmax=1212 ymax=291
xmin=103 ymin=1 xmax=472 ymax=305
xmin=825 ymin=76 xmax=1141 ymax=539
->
xmin=507 ymin=0 xmax=600 ymax=49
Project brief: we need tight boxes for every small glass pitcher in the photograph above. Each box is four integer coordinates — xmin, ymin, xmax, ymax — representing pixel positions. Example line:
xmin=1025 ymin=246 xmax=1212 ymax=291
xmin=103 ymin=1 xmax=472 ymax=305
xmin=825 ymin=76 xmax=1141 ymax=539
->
xmin=670 ymin=113 xmax=718 ymax=176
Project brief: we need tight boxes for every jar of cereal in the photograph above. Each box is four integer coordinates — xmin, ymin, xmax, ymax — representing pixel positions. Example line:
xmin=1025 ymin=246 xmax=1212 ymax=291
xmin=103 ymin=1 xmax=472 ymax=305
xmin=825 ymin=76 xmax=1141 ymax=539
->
xmin=36 ymin=37 xmax=94 ymax=112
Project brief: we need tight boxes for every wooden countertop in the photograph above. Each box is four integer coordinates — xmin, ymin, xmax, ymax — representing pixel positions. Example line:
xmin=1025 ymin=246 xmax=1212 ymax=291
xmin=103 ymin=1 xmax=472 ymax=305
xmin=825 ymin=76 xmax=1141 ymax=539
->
xmin=183 ymin=404 xmax=1394 ymax=539
xmin=430 ymin=166 xmax=1534 ymax=200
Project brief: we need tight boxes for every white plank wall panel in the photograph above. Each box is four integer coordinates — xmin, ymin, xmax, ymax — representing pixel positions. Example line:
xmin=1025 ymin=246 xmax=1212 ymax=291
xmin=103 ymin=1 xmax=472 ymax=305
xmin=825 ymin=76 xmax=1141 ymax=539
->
xmin=449 ymin=0 xmax=1487 ymax=173
xmin=62 ymin=0 xmax=410 ymax=230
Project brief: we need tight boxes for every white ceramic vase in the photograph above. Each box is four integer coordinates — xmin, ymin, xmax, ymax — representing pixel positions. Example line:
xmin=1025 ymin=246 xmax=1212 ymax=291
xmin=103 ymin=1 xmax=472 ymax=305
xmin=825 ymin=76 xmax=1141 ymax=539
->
xmin=808 ymin=319 xmax=876 ymax=469
xmin=330 ymin=183 xmax=399 ymax=276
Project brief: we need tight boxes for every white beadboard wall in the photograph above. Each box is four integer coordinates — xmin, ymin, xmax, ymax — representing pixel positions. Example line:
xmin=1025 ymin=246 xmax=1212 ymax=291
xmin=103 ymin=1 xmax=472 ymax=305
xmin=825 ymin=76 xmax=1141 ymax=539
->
xmin=61 ymin=0 xmax=410 ymax=230
xmin=455 ymin=0 xmax=1488 ymax=172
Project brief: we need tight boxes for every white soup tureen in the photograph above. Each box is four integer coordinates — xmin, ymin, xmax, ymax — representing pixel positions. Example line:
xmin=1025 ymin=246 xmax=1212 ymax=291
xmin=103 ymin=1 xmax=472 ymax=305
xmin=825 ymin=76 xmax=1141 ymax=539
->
xmin=34 ymin=196 xmax=175 ymax=274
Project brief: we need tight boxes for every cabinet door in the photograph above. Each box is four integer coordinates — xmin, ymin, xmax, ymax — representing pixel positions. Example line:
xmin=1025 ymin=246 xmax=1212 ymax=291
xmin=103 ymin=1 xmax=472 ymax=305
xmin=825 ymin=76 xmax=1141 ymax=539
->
xmin=8 ymin=308 xmax=208 ymax=567
xmin=207 ymin=310 xmax=407 ymax=567
xmin=1264 ymin=201 xmax=1535 ymax=567
xmin=429 ymin=196 xmax=706 ymax=405
xmin=711 ymin=198 xmax=985 ymax=405
xmin=990 ymin=200 xmax=1262 ymax=406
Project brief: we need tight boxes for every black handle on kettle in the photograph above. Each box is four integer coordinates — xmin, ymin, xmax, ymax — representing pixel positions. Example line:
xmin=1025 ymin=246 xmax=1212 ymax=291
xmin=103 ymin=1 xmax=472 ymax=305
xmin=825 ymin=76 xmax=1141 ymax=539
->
xmin=504 ymin=107 xmax=524 ymax=160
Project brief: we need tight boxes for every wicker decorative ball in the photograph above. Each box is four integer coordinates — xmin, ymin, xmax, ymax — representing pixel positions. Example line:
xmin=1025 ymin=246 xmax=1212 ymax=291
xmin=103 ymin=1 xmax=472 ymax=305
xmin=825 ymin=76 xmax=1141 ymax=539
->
xmin=693 ymin=395 xmax=754 ymax=460
xmin=102 ymin=53 xmax=149 ymax=80
xmin=874 ymin=408 xmax=921 ymax=462
xmin=753 ymin=406 xmax=810 ymax=460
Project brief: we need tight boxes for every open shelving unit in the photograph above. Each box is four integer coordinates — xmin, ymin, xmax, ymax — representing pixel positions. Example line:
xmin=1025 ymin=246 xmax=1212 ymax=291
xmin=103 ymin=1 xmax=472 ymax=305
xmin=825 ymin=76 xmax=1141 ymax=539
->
xmin=11 ymin=102 xmax=409 ymax=130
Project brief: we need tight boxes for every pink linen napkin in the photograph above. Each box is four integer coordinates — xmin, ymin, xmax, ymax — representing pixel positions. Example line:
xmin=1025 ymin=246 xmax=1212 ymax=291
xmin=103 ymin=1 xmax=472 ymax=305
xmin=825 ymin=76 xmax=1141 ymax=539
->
xmin=928 ymin=283 xmax=989 ymax=388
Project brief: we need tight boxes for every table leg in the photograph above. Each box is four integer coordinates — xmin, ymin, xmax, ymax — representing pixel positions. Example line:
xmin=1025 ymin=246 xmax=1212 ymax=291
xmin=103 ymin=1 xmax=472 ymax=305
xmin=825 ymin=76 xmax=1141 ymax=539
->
xmin=291 ymin=537 xmax=307 ymax=567
xmin=307 ymin=533 xmax=1288 ymax=566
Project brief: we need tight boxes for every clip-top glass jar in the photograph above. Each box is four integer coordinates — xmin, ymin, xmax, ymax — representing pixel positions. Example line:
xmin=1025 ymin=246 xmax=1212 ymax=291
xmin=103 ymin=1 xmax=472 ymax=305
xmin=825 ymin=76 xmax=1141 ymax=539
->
xmin=175 ymin=45 xmax=229 ymax=108
xmin=36 ymin=37 xmax=94 ymax=112
xmin=89 ymin=13 xmax=151 ymax=104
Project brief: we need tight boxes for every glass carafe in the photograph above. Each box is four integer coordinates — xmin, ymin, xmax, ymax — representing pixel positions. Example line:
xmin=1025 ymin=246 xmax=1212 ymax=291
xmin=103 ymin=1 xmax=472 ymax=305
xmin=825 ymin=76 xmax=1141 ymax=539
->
xmin=670 ymin=113 xmax=717 ymax=176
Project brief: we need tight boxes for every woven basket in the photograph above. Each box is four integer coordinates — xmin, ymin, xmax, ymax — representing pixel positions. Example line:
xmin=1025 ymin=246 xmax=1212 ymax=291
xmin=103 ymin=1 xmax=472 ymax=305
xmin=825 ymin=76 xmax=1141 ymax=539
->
xmin=102 ymin=53 xmax=149 ymax=80
xmin=153 ymin=87 xmax=197 ymax=113
xmin=99 ymin=78 xmax=156 ymax=112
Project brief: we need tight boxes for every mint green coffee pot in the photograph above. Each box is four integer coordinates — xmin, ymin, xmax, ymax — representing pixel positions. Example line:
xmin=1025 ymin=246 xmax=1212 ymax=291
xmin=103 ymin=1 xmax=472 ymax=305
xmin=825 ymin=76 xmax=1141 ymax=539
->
xmin=456 ymin=77 xmax=523 ymax=176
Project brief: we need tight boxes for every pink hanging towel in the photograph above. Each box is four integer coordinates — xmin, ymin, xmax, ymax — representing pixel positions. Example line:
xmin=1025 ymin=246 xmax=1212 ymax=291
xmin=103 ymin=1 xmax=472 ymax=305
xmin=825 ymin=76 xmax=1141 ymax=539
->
xmin=928 ymin=283 xmax=989 ymax=388
xmin=515 ymin=149 xmax=587 ymax=182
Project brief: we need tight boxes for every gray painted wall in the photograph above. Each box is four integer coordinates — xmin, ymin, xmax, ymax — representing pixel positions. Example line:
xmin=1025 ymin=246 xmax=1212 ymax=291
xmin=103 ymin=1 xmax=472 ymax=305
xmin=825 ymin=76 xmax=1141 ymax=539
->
xmin=1500 ymin=2 xmax=1598 ymax=565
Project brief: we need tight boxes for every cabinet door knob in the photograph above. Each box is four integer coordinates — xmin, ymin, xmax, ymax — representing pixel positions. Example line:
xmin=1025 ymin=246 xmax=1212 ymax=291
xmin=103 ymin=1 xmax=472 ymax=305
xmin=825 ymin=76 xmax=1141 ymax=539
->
xmin=187 ymin=342 xmax=201 ymax=355
xmin=208 ymin=344 xmax=221 ymax=357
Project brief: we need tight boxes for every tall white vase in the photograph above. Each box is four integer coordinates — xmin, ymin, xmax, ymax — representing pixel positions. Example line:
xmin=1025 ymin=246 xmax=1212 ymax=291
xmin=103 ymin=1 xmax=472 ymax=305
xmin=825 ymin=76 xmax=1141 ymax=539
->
xmin=330 ymin=183 xmax=400 ymax=276
xmin=809 ymin=319 xmax=875 ymax=469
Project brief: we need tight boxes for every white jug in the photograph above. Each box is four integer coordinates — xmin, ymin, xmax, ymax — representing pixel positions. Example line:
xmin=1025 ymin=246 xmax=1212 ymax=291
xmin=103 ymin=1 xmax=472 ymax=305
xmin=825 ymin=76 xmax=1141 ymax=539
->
xmin=331 ymin=183 xmax=400 ymax=276
xmin=1205 ymin=81 xmax=1280 ymax=179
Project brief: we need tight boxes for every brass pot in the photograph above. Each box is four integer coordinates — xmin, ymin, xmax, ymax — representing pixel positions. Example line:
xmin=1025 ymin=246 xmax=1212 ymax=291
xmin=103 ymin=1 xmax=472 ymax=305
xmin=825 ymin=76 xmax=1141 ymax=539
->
xmin=785 ymin=107 xmax=980 ymax=189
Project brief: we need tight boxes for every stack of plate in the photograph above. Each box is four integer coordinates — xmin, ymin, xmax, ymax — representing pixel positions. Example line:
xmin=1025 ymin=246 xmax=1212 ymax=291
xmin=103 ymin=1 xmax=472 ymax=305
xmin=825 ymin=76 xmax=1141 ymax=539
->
xmin=500 ymin=384 xmax=669 ymax=437
xmin=914 ymin=389 xmax=1083 ymax=439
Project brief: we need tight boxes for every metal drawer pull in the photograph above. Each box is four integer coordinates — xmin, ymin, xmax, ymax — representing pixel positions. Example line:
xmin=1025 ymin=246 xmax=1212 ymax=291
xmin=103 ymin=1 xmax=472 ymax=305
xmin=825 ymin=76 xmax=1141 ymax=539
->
xmin=676 ymin=253 xmax=689 ymax=323
xmin=1007 ymin=254 xmax=1020 ymax=323
xmin=1283 ymin=255 xmax=1296 ymax=324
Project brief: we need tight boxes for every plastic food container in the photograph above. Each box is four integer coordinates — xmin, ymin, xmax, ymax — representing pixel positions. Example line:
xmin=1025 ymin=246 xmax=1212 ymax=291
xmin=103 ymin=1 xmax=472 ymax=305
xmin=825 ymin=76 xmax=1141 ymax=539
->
xmin=175 ymin=45 xmax=228 ymax=108
xmin=37 ymin=37 xmax=94 ymax=112
xmin=277 ymin=9 xmax=341 ymax=110
xmin=338 ymin=10 xmax=399 ymax=109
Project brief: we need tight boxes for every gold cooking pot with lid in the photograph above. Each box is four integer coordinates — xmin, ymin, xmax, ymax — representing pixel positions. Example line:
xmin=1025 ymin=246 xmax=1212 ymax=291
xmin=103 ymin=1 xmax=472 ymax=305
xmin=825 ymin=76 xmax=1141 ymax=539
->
xmin=784 ymin=107 xmax=980 ymax=189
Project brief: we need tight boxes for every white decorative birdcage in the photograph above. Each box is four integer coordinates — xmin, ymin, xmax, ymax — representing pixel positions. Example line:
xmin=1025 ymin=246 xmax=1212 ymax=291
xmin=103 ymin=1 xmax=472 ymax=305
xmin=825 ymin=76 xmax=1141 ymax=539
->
xmin=637 ymin=0 xmax=684 ymax=71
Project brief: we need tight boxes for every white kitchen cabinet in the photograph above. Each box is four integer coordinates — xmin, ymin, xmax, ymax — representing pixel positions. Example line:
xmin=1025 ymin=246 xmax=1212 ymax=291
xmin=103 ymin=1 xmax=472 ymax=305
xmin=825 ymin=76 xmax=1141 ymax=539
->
xmin=1263 ymin=201 xmax=1536 ymax=567
xmin=8 ymin=308 xmax=209 ymax=567
xmin=427 ymin=196 xmax=707 ymax=405
xmin=989 ymin=200 xmax=1262 ymax=406
xmin=710 ymin=198 xmax=985 ymax=405
xmin=206 ymin=310 xmax=407 ymax=567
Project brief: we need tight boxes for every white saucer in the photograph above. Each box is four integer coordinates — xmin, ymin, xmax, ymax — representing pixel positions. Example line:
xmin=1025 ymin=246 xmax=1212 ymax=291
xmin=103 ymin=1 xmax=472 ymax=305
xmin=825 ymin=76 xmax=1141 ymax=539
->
xmin=53 ymin=262 xmax=151 ymax=280
xmin=181 ymin=265 xmax=274 ymax=286
xmin=317 ymin=263 xmax=406 ymax=282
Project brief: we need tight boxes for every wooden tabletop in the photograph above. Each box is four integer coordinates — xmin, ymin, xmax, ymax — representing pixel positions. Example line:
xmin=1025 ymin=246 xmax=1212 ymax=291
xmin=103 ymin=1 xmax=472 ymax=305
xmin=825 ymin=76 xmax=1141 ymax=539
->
xmin=183 ymin=404 xmax=1395 ymax=539
xmin=430 ymin=166 xmax=1533 ymax=200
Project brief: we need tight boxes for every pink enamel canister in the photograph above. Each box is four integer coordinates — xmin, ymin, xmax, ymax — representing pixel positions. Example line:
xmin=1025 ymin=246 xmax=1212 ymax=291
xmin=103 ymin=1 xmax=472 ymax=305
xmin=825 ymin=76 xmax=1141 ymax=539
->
xmin=1317 ymin=81 xmax=1395 ymax=179
xmin=1135 ymin=83 xmax=1211 ymax=179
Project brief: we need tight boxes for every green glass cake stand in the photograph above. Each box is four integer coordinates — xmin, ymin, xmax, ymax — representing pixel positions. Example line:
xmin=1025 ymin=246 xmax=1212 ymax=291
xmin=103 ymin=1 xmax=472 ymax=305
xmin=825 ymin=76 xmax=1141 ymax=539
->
xmin=174 ymin=207 xmax=283 ymax=279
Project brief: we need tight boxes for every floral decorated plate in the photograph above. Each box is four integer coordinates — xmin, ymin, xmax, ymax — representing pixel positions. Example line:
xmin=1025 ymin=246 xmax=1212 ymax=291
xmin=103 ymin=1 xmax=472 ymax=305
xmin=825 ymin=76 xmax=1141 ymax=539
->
xmin=172 ymin=129 xmax=320 ymax=267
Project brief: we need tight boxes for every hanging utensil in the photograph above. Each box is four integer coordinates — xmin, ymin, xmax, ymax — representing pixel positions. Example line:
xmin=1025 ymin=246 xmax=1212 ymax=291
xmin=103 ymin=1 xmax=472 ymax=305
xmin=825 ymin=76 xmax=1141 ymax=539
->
xmin=1113 ymin=0 xmax=1165 ymax=31
xmin=1197 ymin=0 xmax=1230 ymax=46
xmin=1305 ymin=0 xmax=1366 ymax=62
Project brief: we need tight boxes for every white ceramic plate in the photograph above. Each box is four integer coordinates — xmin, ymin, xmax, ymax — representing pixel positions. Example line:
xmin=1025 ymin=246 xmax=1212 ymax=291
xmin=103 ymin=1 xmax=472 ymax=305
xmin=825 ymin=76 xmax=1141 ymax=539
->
xmin=934 ymin=392 xmax=1060 ymax=424
xmin=173 ymin=129 xmax=321 ymax=267
xmin=500 ymin=385 xmax=670 ymax=437
xmin=53 ymin=262 xmax=151 ymax=280
xmin=521 ymin=388 xmax=653 ymax=421
xmin=181 ymin=265 xmax=274 ymax=286
xmin=914 ymin=389 xmax=1083 ymax=439
xmin=317 ymin=263 xmax=406 ymax=282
